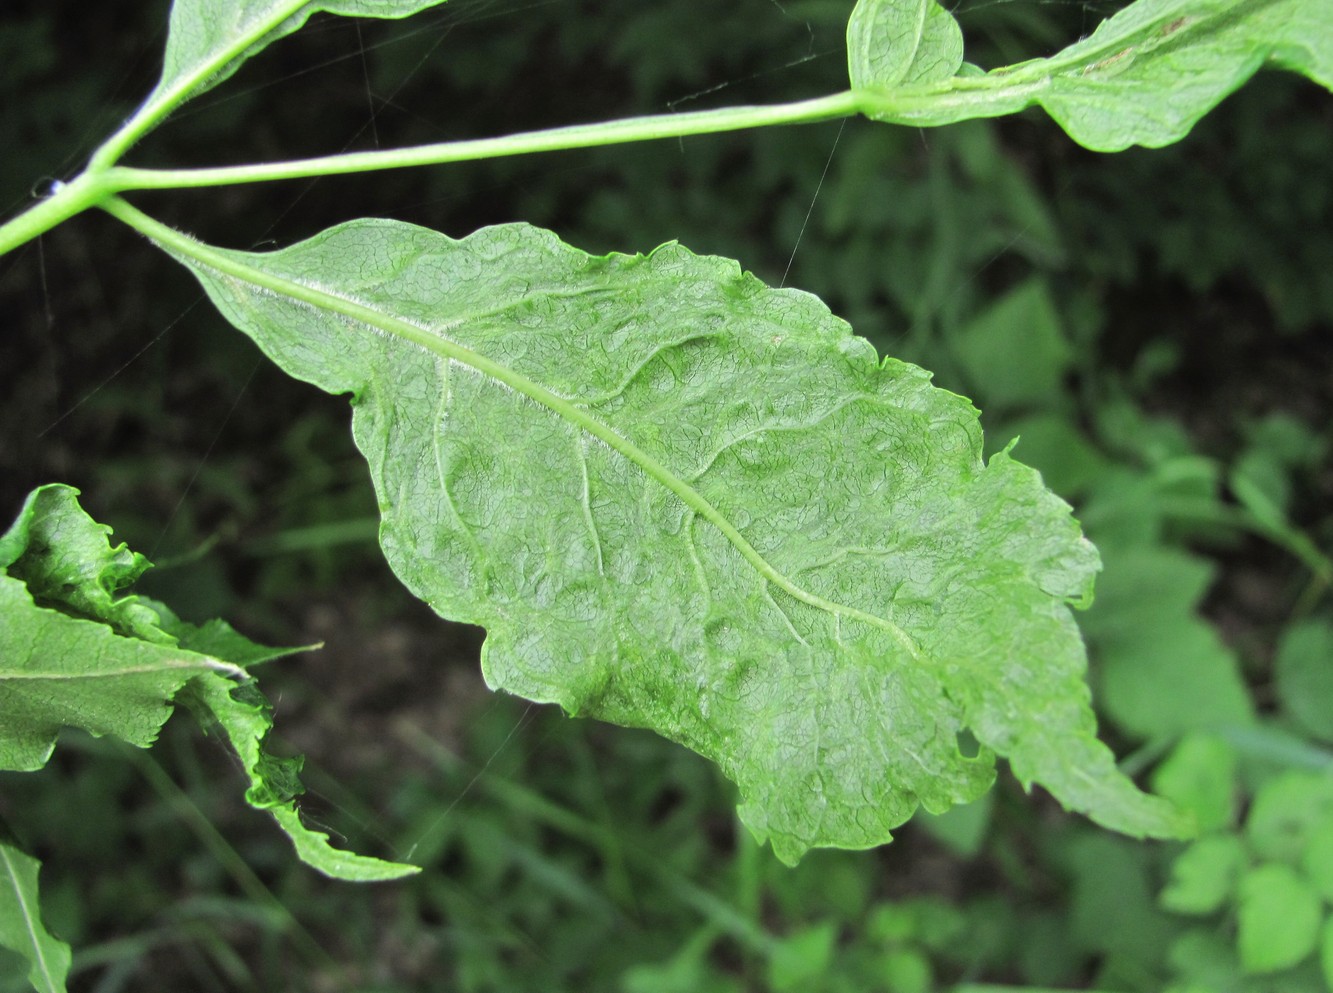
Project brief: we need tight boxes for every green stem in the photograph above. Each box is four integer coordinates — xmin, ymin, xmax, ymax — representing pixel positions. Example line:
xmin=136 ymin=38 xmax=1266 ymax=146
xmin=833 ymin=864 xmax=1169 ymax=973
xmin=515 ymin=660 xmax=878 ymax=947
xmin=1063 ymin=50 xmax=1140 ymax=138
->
xmin=1 ymin=93 xmax=859 ymax=258
xmin=104 ymin=92 xmax=863 ymax=191
xmin=0 ymin=174 xmax=114 ymax=258
xmin=86 ymin=0 xmax=312 ymax=171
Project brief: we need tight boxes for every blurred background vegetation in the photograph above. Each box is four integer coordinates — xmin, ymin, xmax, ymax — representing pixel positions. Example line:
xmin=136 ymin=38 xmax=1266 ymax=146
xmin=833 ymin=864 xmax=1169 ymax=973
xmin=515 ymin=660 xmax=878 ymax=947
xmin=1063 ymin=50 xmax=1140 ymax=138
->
xmin=1 ymin=0 xmax=1331 ymax=989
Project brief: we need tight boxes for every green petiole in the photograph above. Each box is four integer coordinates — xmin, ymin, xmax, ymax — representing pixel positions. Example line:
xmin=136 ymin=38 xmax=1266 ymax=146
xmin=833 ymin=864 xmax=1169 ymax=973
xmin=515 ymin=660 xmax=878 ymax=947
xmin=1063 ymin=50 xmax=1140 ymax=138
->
xmin=0 ymin=93 xmax=861 ymax=259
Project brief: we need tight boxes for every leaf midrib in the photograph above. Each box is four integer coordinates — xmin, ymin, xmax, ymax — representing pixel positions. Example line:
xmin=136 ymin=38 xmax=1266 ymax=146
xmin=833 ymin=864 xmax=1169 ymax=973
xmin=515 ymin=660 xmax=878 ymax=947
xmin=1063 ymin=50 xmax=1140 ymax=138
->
xmin=92 ymin=0 xmax=313 ymax=170
xmin=0 ymin=846 xmax=57 ymax=993
xmin=161 ymin=0 xmax=310 ymax=107
xmin=1003 ymin=0 xmax=1270 ymax=81
xmin=112 ymin=201 xmax=920 ymax=657
xmin=1 ymin=660 xmax=210 ymax=680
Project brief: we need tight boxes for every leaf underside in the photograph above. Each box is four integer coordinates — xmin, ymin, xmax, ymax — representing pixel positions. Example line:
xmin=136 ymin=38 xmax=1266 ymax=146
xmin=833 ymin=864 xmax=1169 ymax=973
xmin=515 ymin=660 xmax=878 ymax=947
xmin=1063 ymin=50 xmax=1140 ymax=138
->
xmin=162 ymin=217 xmax=1191 ymax=863
xmin=850 ymin=0 xmax=1333 ymax=151
xmin=848 ymin=0 xmax=964 ymax=90
xmin=150 ymin=0 xmax=453 ymax=111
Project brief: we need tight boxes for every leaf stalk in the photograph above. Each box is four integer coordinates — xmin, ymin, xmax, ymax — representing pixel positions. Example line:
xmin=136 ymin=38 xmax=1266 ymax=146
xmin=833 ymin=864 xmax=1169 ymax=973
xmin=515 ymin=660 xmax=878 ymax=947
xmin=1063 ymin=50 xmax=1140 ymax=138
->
xmin=0 ymin=93 xmax=860 ymax=259
xmin=103 ymin=92 xmax=864 ymax=191
xmin=0 ymin=174 xmax=114 ymax=259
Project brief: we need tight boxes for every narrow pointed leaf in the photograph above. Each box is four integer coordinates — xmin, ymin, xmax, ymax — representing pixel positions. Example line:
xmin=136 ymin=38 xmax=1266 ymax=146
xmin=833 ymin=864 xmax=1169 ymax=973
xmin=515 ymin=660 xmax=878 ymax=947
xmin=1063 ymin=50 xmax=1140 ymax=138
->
xmin=183 ymin=673 xmax=420 ymax=881
xmin=146 ymin=0 xmax=452 ymax=119
xmin=140 ymin=212 xmax=1191 ymax=863
xmin=855 ymin=0 xmax=1333 ymax=151
xmin=0 ymin=840 xmax=71 ymax=993
xmin=848 ymin=0 xmax=963 ymax=89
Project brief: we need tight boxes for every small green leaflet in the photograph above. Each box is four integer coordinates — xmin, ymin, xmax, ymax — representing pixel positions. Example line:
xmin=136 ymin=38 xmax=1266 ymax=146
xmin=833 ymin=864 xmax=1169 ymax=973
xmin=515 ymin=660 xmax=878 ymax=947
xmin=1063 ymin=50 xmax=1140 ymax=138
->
xmin=146 ymin=0 xmax=453 ymax=123
xmin=848 ymin=0 xmax=963 ymax=90
xmin=0 ymin=484 xmax=416 ymax=880
xmin=125 ymin=204 xmax=1192 ymax=863
xmin=0 ymin=839 xmax=70 ymax=993
xmin=849 ymin=0 xmax=1333 ymax=151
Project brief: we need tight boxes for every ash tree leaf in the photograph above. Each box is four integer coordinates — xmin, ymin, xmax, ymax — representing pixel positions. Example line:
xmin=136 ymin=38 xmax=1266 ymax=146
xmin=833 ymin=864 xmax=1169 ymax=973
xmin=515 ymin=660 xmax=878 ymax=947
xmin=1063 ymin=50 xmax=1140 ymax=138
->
xmin=141 ymin=0 xmax=453 ymax=127
xmin=141 ymin=212 xmax=1192 ymax=863
xmin=847 ymin=0 xmax=963 ymax=89
xmin=0 ymin=838 xmax=71 ymax=993
xmin=854 ymin=0 xmax=1333 ymax=151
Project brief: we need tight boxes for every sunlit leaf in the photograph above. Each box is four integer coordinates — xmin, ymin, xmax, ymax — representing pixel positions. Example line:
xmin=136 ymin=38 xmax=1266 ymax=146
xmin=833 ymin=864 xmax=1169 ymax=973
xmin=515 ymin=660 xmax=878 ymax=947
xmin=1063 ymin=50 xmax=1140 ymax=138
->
xmin=1237 ymin=863 xmax=1321 ymax=973
xmin=1159 ymin=834 xmax=1246 ymax=916
xmin=1247 ymin=771 xmax=1333 ymax=864
xmin=141 ymin=211 xmax=1192 ymax=863
xmin=1149 ymin=733 xmax=1237 ymax=834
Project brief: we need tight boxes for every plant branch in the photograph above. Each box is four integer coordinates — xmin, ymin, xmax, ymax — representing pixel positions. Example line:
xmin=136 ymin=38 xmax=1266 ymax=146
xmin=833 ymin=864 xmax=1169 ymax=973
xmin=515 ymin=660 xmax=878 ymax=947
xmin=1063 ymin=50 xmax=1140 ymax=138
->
xmin=0 ymin=175 xmax=114 ymax=258
xmin=1 ymin=92 xmax=861 ymax=257
xmin=103 ymin=92 xmax=864 ymax=191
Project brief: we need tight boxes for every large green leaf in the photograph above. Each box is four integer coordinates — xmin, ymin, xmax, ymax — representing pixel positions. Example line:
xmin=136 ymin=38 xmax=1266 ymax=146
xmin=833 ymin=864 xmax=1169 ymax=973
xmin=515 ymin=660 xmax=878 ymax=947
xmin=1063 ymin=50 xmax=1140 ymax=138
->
xmin=847 ymin=0 xmax=963 ymax=89
xmin=131 ymin=206 xmax=1192 ymax=862
xmin=852 ymin=0 xmax=1333 ymax=151
xmin=0 ymin=838 xmax=70 ymax=993
xmin=146 ymin=0 xmax=452 ymax=121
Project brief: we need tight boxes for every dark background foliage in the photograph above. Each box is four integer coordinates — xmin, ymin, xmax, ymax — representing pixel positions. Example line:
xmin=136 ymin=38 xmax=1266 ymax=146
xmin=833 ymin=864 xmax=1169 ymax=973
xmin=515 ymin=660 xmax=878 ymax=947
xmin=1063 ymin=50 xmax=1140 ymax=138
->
xmin=1 ymin=0 xmax=1331 ymax=989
